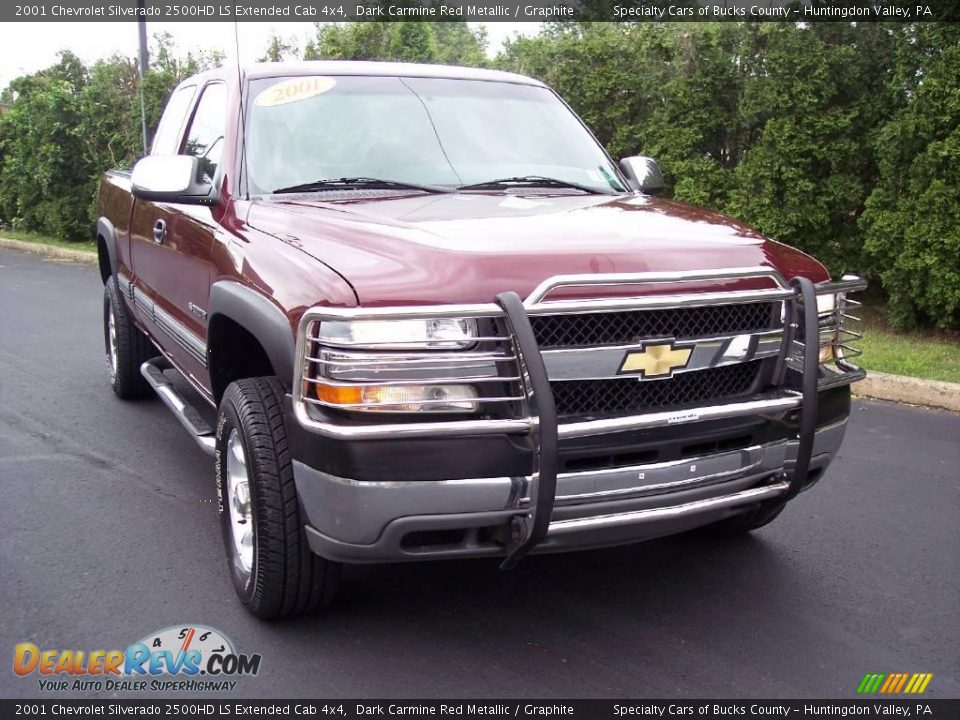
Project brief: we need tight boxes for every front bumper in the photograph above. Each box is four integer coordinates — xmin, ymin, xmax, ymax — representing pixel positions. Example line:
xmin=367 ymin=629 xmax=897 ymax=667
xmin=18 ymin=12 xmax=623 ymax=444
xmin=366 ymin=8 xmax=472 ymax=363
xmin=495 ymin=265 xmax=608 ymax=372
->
xmin=294 ymin=416 xmax=847 ymax=563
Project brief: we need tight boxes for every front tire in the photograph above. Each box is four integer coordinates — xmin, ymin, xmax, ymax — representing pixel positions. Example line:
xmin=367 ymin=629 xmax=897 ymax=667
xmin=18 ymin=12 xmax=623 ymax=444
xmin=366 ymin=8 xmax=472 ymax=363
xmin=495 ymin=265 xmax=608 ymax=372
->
xmin=103 ymin=277 xmax=153 ymax=399
xmin=216 ymin=377 xmax=340 ymax=619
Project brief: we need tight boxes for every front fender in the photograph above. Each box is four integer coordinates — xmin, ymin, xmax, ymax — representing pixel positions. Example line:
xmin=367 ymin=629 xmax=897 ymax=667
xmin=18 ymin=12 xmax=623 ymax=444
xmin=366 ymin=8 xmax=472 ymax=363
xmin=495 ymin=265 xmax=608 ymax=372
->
xmin=96 ymin=216 xmax=118 ymax=284
xmin=207 ymin=281 xmax=296 ymax=391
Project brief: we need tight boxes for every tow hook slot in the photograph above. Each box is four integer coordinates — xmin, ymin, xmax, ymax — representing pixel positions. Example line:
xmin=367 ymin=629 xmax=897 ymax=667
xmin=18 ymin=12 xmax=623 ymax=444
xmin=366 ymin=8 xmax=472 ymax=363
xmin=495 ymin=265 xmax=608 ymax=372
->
xmin=494 ymin=291 xmax=559 ymax=570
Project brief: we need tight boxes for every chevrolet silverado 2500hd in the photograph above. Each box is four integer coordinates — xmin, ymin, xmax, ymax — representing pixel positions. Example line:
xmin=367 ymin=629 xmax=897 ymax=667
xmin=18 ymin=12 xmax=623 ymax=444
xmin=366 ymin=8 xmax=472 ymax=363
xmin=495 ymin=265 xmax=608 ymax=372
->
xmin=97 ymin=61 xmax=866 ymax=618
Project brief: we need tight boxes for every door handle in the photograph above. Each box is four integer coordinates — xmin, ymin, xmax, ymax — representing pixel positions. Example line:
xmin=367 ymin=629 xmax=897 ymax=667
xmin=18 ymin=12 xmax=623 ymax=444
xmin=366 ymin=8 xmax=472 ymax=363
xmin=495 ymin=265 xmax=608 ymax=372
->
xmin=153 ymin=219 xmax=167 ymax=245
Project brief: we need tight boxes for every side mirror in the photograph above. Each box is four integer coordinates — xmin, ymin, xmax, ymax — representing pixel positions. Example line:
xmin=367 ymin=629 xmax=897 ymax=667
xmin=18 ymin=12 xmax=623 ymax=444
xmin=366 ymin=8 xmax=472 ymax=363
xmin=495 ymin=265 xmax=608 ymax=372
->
xmin=619 ymin=156 xmax=665 ymax=194
xmin=131 ymin=155 xmax=215 ymax=205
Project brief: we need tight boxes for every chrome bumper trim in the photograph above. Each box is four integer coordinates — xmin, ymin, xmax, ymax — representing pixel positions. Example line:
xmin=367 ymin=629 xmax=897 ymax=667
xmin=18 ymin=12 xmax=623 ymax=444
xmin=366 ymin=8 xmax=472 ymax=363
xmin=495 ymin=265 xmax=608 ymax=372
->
xmin=293 ymin=418 xmax=847 ymax=555
xmin=304 ymin=478 xmax=791 ymax=563
xmin=553 ymin=441 xmax=788 ymax=503
xmin=557 ymin=392 xmax=801 ymax=439
xmin=292 ymin=391 xmax=804 ymax=440
xmin=546 ymin=482 xmax=789 ymax=537
xmin=291 ymin=405 xmax=532 ymax=439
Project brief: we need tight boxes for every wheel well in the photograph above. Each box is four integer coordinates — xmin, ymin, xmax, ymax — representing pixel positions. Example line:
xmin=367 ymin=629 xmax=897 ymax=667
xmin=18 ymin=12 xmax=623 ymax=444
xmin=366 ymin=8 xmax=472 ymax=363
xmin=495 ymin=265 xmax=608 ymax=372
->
xmin=208 ymin=314 xmax=276 ymax=404
xmin=96 ymin=235 xmax=111 ymax=284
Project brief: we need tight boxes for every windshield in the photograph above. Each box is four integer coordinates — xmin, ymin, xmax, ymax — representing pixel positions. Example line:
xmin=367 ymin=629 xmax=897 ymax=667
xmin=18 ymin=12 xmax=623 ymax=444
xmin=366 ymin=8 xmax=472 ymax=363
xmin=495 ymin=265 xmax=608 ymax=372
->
xmin=245 ymin=75 xmax=626 ymax=195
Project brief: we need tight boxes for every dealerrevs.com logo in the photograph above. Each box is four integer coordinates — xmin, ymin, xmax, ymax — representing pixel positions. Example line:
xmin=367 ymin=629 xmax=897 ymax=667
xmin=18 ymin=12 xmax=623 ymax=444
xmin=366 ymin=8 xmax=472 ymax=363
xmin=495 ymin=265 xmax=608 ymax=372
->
xmin=13 ymin=625 xmax=261 ymax=693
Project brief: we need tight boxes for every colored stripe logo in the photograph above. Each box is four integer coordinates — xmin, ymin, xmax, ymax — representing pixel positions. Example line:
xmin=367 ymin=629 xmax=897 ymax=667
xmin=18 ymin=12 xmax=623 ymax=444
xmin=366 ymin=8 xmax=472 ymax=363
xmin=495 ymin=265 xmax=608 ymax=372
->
xmin=857 ymin=673 xmax=933 ymax=694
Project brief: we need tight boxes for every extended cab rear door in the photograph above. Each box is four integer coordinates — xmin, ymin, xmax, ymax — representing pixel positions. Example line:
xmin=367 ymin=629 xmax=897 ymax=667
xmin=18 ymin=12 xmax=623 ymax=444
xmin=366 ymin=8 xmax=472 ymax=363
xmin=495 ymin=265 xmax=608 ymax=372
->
xmin=129 ymin=82 xmax=228 ymax=396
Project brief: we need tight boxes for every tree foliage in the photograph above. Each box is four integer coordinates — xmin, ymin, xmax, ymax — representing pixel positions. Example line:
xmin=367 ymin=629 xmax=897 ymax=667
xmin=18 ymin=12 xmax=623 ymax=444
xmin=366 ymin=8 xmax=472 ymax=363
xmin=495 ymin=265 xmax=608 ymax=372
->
xmin=0 ymin=52 xmax=91 ymax=240
xmin=303 ymin=21 xmax=486 ymax=65
xmin=0 ymin=35 xmax=222 ymax=241
xmin=859 ymin=24 xmax=960 ymax=330
xmin=498 ymin=22 xmax=957 ymax=329
xmin=0 ymin=22 xmax=956 ymax=329
xmin=259 ymin=33 xmax=300 ymax=62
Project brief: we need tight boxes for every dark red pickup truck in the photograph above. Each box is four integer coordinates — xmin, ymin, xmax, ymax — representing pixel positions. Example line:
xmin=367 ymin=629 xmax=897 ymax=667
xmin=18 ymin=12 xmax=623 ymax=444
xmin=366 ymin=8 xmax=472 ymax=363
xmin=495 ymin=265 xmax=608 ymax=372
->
xmin=97 ymin=61 xmax=866 ymax=619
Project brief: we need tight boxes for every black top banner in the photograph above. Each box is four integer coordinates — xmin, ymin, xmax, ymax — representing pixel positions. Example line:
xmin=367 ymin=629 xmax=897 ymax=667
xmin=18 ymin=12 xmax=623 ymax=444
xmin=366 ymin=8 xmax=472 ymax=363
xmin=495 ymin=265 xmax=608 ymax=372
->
xmin=5 ymin=0 xmax=960 ymax=23
xmin=2 ymin=700 xmax=960 ymax=719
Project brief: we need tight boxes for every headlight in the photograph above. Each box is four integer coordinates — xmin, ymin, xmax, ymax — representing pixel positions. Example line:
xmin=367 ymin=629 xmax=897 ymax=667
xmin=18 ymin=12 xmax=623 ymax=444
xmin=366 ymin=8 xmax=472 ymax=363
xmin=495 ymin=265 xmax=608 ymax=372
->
xmin=314 ymin=382 xmax=479 ymax=413
xmin=307 ymin=316 xmax=489 ymax=412
xmin=317 ymin=318 xmax=478 ymax=349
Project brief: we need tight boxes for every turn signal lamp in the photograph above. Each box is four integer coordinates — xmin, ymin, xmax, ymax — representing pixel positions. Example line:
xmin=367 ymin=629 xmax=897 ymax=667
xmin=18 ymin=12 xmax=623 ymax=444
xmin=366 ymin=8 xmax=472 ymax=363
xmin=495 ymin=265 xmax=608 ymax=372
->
xmin=315 ymin=382 xmax=478 ymax=413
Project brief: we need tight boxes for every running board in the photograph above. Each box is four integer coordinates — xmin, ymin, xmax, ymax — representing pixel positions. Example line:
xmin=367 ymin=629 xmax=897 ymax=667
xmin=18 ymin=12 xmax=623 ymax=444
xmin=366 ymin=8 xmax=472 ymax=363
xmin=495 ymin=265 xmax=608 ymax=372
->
xmin=140 ymin=358 xmax=216 ymax=457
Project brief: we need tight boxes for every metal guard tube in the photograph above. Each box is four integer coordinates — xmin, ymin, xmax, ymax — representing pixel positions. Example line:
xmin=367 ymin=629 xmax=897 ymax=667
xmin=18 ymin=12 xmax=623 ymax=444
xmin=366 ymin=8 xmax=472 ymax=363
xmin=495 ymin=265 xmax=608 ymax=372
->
xmin=495 ymin=291 xmax=558 ymax=569
xmin=788 ymin=276 xmax=819 ymax=498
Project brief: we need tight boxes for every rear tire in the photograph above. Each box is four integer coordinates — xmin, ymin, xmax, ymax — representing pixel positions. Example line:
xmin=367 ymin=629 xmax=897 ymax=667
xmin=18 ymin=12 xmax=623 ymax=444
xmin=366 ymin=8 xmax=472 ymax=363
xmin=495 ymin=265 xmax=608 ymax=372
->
xmin=703 ymin=500 xmax=787 ymax=536
xmin=103 ymin=277 xmax=153 ymax=400
xmin=216 ymin=377 xmax=340 ymax=619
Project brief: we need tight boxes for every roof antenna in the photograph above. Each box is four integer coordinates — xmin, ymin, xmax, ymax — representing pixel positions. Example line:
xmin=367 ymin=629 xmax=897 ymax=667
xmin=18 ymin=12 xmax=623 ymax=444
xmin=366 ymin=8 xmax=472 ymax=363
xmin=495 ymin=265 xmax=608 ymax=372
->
xmin=233 ymin=20 xmax=247 ymax=200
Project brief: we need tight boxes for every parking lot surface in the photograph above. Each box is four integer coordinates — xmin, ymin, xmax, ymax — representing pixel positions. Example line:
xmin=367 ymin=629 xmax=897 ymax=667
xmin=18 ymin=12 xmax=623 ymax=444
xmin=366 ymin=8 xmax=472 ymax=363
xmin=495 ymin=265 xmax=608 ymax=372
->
xmin=1 ymin=248 xmax=957 ymax=698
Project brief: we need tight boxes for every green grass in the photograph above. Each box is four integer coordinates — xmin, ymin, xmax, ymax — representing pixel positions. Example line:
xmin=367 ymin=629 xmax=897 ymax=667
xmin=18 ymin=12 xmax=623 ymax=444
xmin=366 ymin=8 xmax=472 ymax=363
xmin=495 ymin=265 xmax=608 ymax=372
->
xmin=857 ymin=302 xmax=960 ymax=384
xmin=0 ymin=228 xmax=96 ymax=253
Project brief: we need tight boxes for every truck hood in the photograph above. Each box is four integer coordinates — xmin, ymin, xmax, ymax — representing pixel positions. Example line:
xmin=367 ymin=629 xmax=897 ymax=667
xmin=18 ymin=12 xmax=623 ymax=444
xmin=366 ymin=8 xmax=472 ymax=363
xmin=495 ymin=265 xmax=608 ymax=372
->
xmin=246 ymin=192 xmax=828 ymax=306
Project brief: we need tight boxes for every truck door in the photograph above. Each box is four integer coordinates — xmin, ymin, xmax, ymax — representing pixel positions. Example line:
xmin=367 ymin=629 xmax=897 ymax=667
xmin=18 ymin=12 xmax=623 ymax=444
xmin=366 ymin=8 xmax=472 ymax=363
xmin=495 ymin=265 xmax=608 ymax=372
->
xmin=130 ymin=82 xmax=228 ymax=395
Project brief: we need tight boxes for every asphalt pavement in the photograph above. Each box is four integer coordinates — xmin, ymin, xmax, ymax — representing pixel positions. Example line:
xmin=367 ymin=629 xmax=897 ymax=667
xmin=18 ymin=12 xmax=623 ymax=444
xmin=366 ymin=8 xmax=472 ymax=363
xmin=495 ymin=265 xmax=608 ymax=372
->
xmin=1 ymin=248 xmax=958 ymax=699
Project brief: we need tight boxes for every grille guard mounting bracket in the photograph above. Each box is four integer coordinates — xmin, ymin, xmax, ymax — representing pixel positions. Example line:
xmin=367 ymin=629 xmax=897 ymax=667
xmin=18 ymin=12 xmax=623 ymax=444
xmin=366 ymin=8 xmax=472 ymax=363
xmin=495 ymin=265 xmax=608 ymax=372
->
xmin=495 ymin=291 xmax=559 ymax=570
xmin=786 ymin=276 xmax=819 ymax=499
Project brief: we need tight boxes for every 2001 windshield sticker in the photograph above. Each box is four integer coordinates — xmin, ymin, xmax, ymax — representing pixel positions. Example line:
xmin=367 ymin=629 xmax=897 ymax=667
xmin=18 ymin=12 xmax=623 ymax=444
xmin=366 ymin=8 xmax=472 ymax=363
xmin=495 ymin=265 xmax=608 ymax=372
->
xmin=12 ymin=625 xmax=261 ymax=693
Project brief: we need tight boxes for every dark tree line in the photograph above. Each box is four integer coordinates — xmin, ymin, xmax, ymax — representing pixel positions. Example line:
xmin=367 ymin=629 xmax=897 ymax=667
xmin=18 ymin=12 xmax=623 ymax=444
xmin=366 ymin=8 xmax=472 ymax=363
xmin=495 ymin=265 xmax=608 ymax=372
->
xmin=0 ymin=22 xmax=956 ymax=330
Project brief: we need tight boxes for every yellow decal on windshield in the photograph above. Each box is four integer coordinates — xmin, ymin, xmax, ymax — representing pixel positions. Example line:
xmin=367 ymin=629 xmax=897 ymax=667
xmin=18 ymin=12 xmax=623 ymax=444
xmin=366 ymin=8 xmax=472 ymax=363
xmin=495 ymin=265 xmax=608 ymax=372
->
xmin=254 ymin=77 xmax=337 ymax=107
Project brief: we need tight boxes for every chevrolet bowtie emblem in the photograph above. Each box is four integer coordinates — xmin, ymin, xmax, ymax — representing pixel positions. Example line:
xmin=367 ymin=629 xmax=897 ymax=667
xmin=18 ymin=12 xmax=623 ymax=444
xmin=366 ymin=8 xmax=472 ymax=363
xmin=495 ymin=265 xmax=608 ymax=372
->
xmin=619 ymin=342 xmax=693 ymax=378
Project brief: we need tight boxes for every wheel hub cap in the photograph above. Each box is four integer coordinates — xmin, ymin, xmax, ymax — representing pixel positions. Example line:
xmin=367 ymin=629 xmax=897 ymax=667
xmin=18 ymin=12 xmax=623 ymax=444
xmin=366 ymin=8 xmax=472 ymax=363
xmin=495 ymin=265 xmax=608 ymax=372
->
xmin=225 ymin=429 xmax=254 ymax=580
xmin=106 ymin=303 xmax=118 ymax=381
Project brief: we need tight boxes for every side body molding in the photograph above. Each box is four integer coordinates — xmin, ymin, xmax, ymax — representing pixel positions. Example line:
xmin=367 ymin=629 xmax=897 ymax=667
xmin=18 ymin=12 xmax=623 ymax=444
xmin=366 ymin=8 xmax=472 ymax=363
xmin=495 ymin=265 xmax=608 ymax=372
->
xmin=96 ymin=216 xmax=118 ymax=282
xmin=207 ymin=281 xmax=296 ymax=390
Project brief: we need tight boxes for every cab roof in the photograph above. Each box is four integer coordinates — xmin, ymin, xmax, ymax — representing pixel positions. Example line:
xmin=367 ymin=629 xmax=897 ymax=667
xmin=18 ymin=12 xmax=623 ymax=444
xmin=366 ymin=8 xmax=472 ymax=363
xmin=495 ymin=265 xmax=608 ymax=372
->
xmin=192 ymin=61 xmax=545 ymax=88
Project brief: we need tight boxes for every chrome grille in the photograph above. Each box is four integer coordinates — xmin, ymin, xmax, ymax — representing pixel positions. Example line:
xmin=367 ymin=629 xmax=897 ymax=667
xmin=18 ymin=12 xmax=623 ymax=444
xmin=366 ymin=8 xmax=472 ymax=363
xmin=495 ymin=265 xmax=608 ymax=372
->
xmin=552 ymin=361 xmax=764 ymax=419
xmin=291 ymin=268 xmax=866 ymax=440
xmin=530 ymin=302 xmax=778 ymax=348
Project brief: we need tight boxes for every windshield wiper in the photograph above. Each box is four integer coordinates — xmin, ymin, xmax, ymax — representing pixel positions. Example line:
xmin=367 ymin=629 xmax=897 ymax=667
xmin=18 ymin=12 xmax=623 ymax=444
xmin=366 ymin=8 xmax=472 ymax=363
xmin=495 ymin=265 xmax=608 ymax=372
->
xmin=457 ymin=175 xmax=617 ymax=195
xmin=272 ymin=177 xmax=452 ymax=194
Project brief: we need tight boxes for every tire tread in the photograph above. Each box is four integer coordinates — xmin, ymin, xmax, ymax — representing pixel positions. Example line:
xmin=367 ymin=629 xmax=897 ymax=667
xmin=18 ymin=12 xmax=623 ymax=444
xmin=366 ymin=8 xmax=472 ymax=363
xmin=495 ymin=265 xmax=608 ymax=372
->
xmin=222 ymin=377 xmax=339 ymax=619
xmin=105 ymin=277 xmax=153 ymax=399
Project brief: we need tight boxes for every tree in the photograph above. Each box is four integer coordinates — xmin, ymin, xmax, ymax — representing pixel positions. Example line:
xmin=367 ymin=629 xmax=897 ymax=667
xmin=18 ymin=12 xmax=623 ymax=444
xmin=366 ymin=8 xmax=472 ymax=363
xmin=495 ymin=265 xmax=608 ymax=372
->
xmin=498 ymin=23 xmax=906 ymax=280
xmin=0 ymin=52 xmax=92 ymax=240
xmin=0 ymin=36 xmax=223 ymax=241
xmin=259 ymin=33 xmax=299 ymax=62
xmin=303 ymin=21 xmax=486 ymax=65
xmin=860 ymin=24 xmax=960 ymax=329
xmin=724 ymin=24 xmax=897 ymax=273
xmin=498 ymin=24 xmax=743 ymax=207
